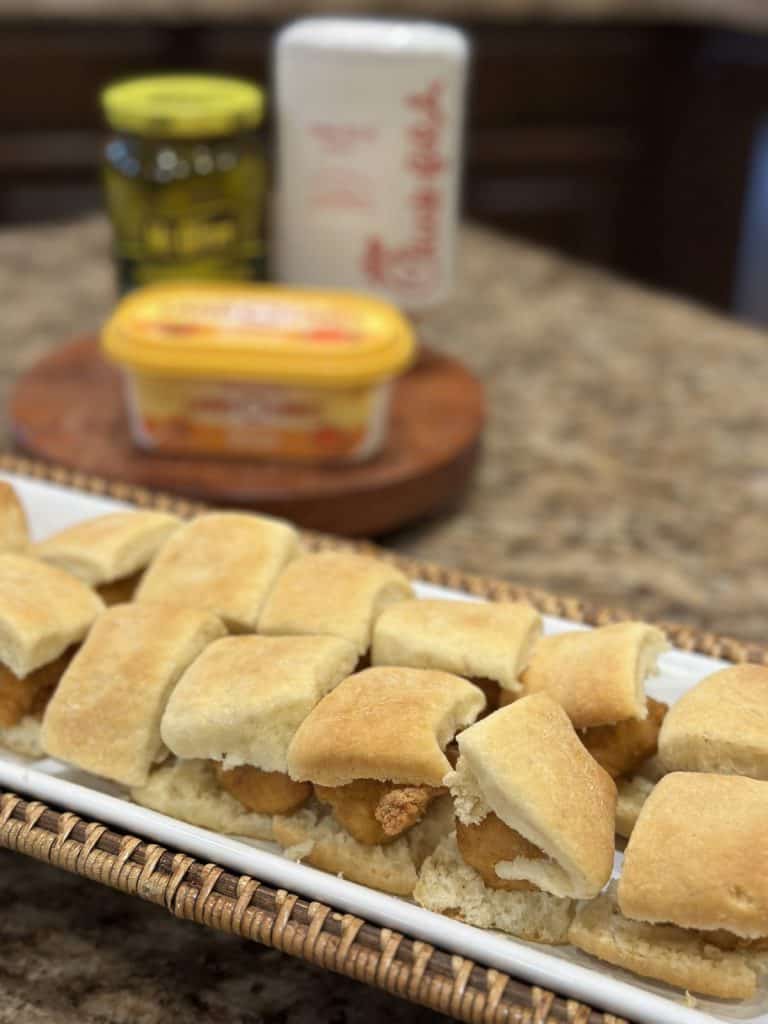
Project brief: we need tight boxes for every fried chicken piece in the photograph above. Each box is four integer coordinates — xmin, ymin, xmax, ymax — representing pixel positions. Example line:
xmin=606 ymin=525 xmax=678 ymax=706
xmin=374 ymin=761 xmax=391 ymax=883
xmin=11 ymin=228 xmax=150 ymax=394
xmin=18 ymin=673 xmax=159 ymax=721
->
xmin=213 ymin=762 xmax=311 ymax=815
xmin=315 ymin=779 xmax=395 ymax=845
xmin=314 ymin=779 xmax=442 ymax=845
xmin=456 ymin=812 xmax=546 ymax=892
xmin=581 ymin=698 xmax=668 ymax=779
xmin=96 ymin=571 xmax=143 ymax=606
xmin=0 ymin=648 xmax=74 ymax=728
xmin=374 ymin=785 xmax=443 ymax=837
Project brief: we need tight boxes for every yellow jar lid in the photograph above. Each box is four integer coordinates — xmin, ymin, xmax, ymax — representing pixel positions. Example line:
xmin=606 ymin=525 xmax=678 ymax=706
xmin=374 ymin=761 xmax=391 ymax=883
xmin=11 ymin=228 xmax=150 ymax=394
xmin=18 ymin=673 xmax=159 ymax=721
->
xmin=101 ymin=74 xmax=265 ymax=139
xmin=102 ymin=283 xmax=415 ymax=387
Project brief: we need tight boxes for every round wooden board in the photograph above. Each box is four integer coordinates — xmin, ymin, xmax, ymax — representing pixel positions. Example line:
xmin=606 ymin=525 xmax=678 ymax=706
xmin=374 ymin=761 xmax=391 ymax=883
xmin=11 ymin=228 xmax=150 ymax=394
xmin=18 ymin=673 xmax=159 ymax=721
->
xmin=9 ymin=337 xmax=484 ymax=536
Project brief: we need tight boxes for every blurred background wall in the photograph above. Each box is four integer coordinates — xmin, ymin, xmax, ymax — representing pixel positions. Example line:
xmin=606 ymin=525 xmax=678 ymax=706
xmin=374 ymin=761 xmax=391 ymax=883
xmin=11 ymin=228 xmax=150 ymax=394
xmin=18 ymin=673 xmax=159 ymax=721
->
xmin=4 ymin=2 xmax=768 ymax=320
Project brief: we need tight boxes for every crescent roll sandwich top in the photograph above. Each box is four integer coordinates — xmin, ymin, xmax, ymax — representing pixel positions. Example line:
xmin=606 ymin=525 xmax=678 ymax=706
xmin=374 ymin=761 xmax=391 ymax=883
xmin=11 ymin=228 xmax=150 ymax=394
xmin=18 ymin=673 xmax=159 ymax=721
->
xmin=523 ymin=622 xmax=667 ymax=728
xmin=36 ymin=510 xmax=181 ymax=604
xmin=259 ymin=552 xmax=412 ymax=664
xmin=521 ymin=623 xmax=670 ymax=780
xmin=416 ymin=695 xmax=616 ymax=944
xmin=41 ymin=603 xmax=225 ymax=787
xmin=658 ymin=664 xmax=768 ymax=779
xmin=136 ymin=512 xmax=299 ymax=632
xmin=276 ymin=667 xmax=486 ymax=895
xmin=133 ymin=635 xmax=358 ymax=841
xmin=288 ymin=666 xmax=484 ymax=789
xmin=446 ymin=694 xmax=616 ymax=899
xmin=372 ymin=599 xmax=541 ymax=711
xmin=0 ymin=554 xmax=104 ymax=756
xmin=0 ymin=482 xmax=29 ymax=553
xmin=570 ymin=773 xmax=768 ymax=999
xmin=620 ymin=774 xmax=768 ymax=938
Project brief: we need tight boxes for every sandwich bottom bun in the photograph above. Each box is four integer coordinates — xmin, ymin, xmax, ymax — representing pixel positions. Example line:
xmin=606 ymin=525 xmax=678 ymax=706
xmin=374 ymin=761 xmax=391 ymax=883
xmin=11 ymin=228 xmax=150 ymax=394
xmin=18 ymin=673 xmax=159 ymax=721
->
xmin=131 ymin=758 xmax=273 ymax=841
xmin=273 ymin=796 xmax=453 ymax=897
xmin=569 ymin=883 xmax=766 ymax=1000
xmin=615 ymin=775 xmax=655 ymax=839
xmin=414 ymin=833 xmax=574 ymax=945
xmin=0 ymin=715 xmax=44 ymax=758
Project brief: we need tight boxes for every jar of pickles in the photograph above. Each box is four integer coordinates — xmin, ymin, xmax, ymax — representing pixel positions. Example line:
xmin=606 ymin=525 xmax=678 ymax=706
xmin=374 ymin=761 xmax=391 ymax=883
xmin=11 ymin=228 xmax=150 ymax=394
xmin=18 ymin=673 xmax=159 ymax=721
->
xmin=101 ymin=74 xmax=267 ymax=292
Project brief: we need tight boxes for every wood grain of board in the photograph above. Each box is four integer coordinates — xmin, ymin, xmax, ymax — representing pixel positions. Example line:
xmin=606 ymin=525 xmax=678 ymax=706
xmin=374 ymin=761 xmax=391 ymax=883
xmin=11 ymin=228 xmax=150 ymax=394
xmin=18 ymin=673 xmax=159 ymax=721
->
xmin=9 ymin=336 xmax=484 ymax=536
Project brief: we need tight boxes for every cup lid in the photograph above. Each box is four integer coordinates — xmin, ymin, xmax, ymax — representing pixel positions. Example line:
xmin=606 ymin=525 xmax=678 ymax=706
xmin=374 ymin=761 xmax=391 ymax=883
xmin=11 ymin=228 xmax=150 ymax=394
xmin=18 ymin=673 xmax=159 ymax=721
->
xmin=102 ymin=282 xmax=415 ymax=387
xmin=101 ymin=74 xmax=265 ymax=138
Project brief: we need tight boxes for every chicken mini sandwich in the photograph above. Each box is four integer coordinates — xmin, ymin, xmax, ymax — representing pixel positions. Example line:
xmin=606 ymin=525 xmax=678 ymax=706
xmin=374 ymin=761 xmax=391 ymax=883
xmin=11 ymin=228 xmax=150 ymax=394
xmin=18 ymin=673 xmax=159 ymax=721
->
xmin=0 ymin=554 xmax=104 ymax=756
xmin=278 ymin=666 xmax=486 ymax=896
xmin=415 ymin=693 xmax=616 ymax=944
xmin=134 ymin=634 xmax=358 ymax=841
xmin=41 ymin=603 xmax=225 ymax=787
xmin=372 ymin=599 xmax=541 ymax=711
xmin=570 ymin=772 xmax=768 ymax=999
xmin=37 ymin=510 xmax=181 ymax=604
xmin=658 ymin=664 xmax=768 ymax=779
xmin=259 ymin=552 xmax=412 ymax=665
xmin=522 ymin=622 xmax=669 ymax=780
xmin=136 ymin=512 xmax=299 ymax=631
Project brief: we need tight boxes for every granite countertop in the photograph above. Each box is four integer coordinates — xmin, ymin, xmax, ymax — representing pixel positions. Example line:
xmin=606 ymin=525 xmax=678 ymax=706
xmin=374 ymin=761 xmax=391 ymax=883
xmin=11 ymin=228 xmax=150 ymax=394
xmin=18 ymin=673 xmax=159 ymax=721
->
xmin=0 ymin=848 xmax=439 ymax=1024
xmin=5 ymin=0 xmax=768 ymax=32
xmin=3 ymin=212 xmax=768 ymax=1021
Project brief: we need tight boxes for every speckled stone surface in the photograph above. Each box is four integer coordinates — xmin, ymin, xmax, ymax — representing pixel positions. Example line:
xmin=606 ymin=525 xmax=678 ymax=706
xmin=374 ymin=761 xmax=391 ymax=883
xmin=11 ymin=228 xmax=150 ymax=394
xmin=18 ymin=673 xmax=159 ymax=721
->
xmin=3 ymin=211 xmax=768 ymax=1020
xmin=0 ymin=849 xmax=441 ymax=1023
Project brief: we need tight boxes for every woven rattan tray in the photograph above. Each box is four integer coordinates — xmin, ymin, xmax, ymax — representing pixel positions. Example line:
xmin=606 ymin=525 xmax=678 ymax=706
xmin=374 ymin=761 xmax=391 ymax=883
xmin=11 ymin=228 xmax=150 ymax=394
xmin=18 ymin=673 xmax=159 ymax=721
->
xmin=1 ymin=452 xmax=765 ymax=1024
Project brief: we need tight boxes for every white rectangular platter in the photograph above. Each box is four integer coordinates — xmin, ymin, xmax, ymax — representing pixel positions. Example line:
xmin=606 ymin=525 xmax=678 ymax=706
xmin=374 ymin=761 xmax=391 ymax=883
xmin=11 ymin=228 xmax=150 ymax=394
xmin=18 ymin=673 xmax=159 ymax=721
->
xmin=0 ymin=470 xmax=763 ymax=1024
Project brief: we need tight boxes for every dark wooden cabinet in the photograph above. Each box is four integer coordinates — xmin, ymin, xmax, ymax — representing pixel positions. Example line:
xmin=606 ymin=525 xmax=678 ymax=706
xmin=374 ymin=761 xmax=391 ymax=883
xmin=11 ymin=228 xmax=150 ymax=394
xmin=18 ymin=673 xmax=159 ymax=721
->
xmin=2 ymin=18 xmax=768 ymax=312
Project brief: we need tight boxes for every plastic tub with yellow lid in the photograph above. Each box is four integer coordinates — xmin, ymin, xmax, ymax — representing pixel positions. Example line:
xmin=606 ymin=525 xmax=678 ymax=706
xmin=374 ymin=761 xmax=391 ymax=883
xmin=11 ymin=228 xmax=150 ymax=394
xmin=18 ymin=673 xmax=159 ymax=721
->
xmin=102 ymin=282 xmax=415 ymax=462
